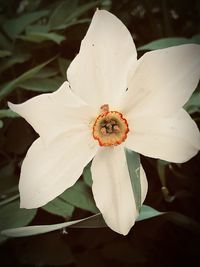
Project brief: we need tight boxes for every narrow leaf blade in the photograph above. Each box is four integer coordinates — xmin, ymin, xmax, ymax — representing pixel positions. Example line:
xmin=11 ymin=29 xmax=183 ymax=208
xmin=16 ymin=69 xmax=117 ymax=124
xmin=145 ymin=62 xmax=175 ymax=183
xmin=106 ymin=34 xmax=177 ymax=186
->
xmin=3 ymin=10 xmax=49 ymax=39
xmin=1 ymin=213 xmax=104 ymax=238
xmin=1 ymin=205 xmax=163 ymax=238
xmin=137 ymin=37 xmax=193 ymax=51
xmin=19 ymin=77 xmax=63 ymax=92
xmin=83 ymin=162 xmax=92 ymax=187
xmin=0 ymin=57 xmax=56 ymax=101
xmin=0 ymin=201 xmax=37 ymax=243
xmin=137 ymin=205 xmax=163 ymax=221
xmin=125 ymin=148 xmax=141 ymax=212
xmin=42 ymin=198 xmax=74 ymax=218
xmin=0 ymin=109 xmax=19 ymax=119
xmin=60 ymin=180 xmax=98 ymax=213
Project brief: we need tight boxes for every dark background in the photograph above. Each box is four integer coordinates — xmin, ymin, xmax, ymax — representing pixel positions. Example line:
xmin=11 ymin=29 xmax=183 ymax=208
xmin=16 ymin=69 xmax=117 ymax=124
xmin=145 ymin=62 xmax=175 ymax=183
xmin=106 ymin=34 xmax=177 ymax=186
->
xmin=0 ymin=0 xmax=200 ymax=266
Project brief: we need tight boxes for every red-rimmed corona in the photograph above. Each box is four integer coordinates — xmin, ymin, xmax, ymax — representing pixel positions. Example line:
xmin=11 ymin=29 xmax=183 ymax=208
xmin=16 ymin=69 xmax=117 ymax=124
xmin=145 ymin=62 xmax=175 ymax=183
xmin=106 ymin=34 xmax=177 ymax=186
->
xmin=93 ymin=104 xmax=129 ymax=146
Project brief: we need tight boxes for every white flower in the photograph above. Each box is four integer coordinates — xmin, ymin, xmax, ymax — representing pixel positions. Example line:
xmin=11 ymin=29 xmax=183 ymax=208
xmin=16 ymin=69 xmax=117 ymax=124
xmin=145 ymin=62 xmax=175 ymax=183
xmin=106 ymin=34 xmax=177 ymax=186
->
xmin=8 ymin=10 xmax=200 ymax=235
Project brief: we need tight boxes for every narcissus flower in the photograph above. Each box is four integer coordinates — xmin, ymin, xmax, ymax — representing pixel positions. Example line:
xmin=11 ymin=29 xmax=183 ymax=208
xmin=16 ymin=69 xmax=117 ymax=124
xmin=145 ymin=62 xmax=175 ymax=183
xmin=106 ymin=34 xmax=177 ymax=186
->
xmin=8 ymin=10 xmax=200 ymax=235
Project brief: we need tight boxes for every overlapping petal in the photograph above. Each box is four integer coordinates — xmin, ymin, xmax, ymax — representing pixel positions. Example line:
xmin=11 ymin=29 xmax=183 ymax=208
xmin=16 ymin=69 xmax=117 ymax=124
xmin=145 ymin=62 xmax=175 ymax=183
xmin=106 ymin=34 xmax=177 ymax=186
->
xmin=119 ymin=44 xmax=200 ymax=117
xmin=8 ymin=82 xmax=97 ymax=143
xmin=19 ymin=131 xmax=98 ymax=208
xmin=67 ymin=9 xmax=137 ymax=108
xmin=126 ymin=109 xmax=200 ymax=163
xmin=91 ymin=146 xmax=147 ymax=235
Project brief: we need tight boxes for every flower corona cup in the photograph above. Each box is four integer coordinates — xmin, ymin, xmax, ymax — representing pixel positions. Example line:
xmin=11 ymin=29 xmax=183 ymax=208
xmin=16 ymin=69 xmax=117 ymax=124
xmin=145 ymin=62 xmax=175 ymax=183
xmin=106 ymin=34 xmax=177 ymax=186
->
xmin=93 ymin=104 xmax=129 ymax=146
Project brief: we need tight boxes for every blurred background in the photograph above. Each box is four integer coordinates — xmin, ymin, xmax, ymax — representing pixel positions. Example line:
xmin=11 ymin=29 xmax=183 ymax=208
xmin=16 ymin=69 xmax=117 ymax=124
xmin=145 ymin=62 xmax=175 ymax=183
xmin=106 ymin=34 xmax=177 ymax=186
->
xmin=0 ymin=0 xmax=200 ymax=266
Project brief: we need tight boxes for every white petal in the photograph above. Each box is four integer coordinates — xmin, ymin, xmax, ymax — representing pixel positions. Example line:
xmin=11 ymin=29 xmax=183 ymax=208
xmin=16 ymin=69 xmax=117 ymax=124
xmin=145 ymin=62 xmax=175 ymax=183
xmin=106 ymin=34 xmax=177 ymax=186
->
xmin=126 ymin=109 xmax=200 ymax=163
xmin=120 ymin=44 xmax=200 ymax=117
xmin=8 ymin=81 xmax=97 ymax=143
xmin=67 ymin=9 xmax=137 ymax=108
xmin=91 ymin=146 xmax=147 ymax=235
xmin=19 ymin=131 xmax=98 ymax=208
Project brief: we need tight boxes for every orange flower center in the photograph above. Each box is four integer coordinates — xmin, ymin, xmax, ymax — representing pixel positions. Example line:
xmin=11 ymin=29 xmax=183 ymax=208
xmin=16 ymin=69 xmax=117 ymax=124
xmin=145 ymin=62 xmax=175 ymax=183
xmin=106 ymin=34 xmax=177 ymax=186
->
xmin=92 ymin=104 xmax=129 ymax=146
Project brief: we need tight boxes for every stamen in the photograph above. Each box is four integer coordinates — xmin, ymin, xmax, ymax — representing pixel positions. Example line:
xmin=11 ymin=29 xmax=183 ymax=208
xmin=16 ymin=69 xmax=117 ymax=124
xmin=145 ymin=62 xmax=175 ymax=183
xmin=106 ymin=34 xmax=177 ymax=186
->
xmin=101 ymin=127 xmax=108 ymax=136
xmin=110 ymin=120 xmax=116 ymax=125
xmin=113 ymin=125 xmax=120 ymax=133
xmin=106 ymin=123 xmax=113 ymax=133
xmin=100 ymin=104 xmax=109 ymax=114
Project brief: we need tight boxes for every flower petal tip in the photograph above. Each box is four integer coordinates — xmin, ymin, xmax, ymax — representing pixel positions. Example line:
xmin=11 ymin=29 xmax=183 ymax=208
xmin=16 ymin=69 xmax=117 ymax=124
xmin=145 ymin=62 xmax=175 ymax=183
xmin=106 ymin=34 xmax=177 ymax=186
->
xmin=8 ymin=101 xmax=21 ymax=114
xmin=94 ymin=9 xmax=118 ymax=21
xmin=19 ymin=201 xmax=26 ymax=209
xmin=20 ymin=198 xmax=42 ymax=209
xmin=116 ymin=219 xmax=136 ymax=236
xmin=7 ymin=101 xmax=15 ymax=110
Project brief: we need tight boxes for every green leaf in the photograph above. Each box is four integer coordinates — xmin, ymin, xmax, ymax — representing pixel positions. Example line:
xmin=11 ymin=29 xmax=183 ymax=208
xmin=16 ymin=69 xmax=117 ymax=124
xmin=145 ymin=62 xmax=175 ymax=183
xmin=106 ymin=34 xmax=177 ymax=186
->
xmin=137 ymin=205 xmax=163 ymax=221
xmin=49 ymin=1 xmax=97 ymax=30
xmin=0 ymin=33 xmax=12 ymax=50
xmin=19 ymin=32 xmax=65 ymax=44
xmin=137 ymin=37 xmax=195 ymax=51
xmin=0 ymin=109 xmax=19 ymax=119
xmin=0 ymin=120 xmax=3 ymax=128
xmin=83 ymin=162 xmax=92 ymax=187
xmin=1 ymin=213 xmax=103 ymax=238
xmin=1 ymin=205 xmax=163 ymax=238
xmin=191 ymin=34 xmax=200 ymax=44
xmin=48 ymin=0 xmax=78 ymax=30
xmin=35 ymin=67 xmax=58 ymax=78
xmin=0 ymin=194 xmax=20 ymax=207
xmin=52 ymin=18 xmax=90 ymax=31
xmin=60 ymin=180 xmax=99 ymax=213
xmin=42 ymin=198 xmax=75 ymax=218
xmin=0 ymin=50 xmax=12 ymax=58
xmin=0 ymin=57 xmax=56 ymax=101
xmin=1 ymin=186 xmax=18 ymax=197
xmin=58 ymin=58 xmax=70 ymax=78
xmin=0 ymin=52 xmax=31 ymax=73
xmin=0 ymin=200 xmax=37 ymax=243
xmin=65 ymin=1 xmax=99 ymax=24
xmin=19 ymin=77 xmax=63 ymax=92
xmin=3 ymin=10 xmax=49 ymax=39
xmin=125 ymin=148 xmax=141 ymax=212
xmin=26 ymin=24 xmax=49 ymax=34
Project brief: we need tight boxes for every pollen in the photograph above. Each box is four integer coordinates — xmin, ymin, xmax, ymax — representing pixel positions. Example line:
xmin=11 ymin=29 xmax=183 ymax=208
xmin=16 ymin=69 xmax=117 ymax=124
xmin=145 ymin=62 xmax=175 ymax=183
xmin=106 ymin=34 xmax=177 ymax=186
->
xmin=92 ymin=105 xmax=129 ymax=146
